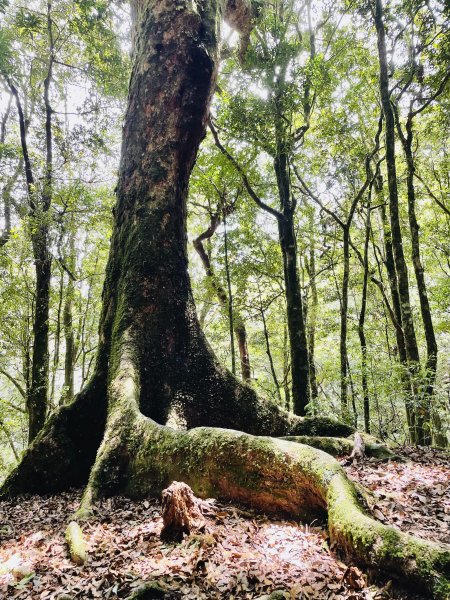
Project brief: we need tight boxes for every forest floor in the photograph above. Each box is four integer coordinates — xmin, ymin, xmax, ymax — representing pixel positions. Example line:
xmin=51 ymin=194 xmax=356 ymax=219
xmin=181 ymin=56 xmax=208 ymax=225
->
xmin=0 ymin=445 xmax=448 ymax=600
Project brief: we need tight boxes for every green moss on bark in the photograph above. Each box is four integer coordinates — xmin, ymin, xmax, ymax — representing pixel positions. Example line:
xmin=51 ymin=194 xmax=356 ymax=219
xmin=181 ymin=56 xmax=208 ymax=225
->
xmin=281 ymin=435 xmax=394 ymax=459
xmin=90 ymin=417 xmax=448 ymax=599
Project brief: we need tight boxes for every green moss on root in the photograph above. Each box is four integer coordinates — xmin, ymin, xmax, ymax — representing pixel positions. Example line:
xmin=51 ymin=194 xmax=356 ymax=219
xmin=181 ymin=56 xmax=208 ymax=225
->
xmin=93 ymin=419 xmax=448 ymax=599
xmin=65 ymin=521 xmax=87 ymax=565
xmin=281 ymin=435 xmax=395 ymax=459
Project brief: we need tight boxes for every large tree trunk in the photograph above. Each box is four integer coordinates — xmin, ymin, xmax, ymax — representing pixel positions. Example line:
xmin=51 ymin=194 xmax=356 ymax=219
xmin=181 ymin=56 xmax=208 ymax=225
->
xmin=1 ymin=0 xmax=349 ymax=493
xmin=2 ymin=2 xmax=448 ymax=596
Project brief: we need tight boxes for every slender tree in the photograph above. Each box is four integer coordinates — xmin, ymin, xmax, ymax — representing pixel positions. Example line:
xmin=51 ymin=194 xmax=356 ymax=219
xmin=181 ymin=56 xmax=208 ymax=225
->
xmin=293 ymin=121 xmax=381 ymax=420
xmin=373 ymin=0 xmax=425 ymax=443
xmin=394 ymin=73 xmax=450 ymax=446
xmin=193 ymin=201 xmax=251 ymax=381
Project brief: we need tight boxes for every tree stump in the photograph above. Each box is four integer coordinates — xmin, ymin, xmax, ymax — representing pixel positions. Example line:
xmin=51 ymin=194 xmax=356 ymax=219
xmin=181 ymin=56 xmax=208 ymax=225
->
xmin=350 ymin=432 xmax=366 ymax=462
xmin=160 ymin=482 xmax=207 ymax=542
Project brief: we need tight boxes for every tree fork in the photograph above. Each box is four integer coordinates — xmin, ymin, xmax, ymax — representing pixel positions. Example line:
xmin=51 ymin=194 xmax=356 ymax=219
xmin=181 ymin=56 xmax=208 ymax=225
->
xmin=193 ymin=211 xmax=251 ymax=381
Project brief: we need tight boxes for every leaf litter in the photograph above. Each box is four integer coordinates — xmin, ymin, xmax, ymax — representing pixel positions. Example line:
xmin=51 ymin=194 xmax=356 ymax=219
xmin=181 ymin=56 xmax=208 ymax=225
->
xmin=343 ymin=445 xmax=449 ymax=545
xmin=0 ymin=445 xmax=448 ymax=599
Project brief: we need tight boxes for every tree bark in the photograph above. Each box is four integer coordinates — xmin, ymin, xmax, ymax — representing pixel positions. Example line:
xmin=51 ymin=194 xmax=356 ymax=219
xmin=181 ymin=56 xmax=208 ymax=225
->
xmin=7 ymin=77 xmax=51 ymax=443
xmin=2 ymin=0 xmax=351 ymax=495
xmin=28 ymin=231 xmax=51 ymax=441
xmin=305 ymin=207 xmax=319 ymax=402
xmin=259 ymin=293 xmax=283 ymax=405
xmin=274 ymin=128 xmax=310 ymax=416
xmin=395 ymin=107 xmax=446 ymax=447
xmin=358 ymin=207 xmax=371 ymax=434
xmin=209 ymin=26 xmax=311 ymax=414
xmin=0 ymin=95 xmax=14 ymax=248
xmin=376 ymin=179 xmax=415 ymax=439
xmin=277 ymin=213 xmax=310 ymax=414
xmin=208 ymin=125 xmax=310 ymax=413
xmin=373 ymin=0 xmax=423 ymax=443
xmin=340 ymin=227 xmax=350 ymax=416
xmin=223 ymin=211 xmax=237 ymax=375
xmin=50 ymin=269 xmax=64 ymax=405
xmin=62 ymin=255 xmax=76 ymax=404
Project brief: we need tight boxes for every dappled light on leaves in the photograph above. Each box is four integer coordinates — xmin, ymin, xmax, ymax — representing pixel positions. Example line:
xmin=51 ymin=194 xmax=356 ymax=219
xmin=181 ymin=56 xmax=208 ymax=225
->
xmin=344 ymin=446 xmax=450 ymax=545
xmin=0 ymin=490 xmax=370 ymax=599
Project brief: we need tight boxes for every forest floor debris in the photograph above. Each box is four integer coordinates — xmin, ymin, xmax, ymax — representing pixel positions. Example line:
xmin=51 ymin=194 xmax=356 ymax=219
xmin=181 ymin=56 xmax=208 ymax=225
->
xmin=0 ymin=445 xmax=448 ymax=599
xmin=343 ymin=445 xmax=450 ymax=545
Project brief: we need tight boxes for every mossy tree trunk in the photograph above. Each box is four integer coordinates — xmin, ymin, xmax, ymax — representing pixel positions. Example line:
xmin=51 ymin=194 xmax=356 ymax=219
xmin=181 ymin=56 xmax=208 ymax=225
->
xmin=273 ymin=68 xmax=310 ymax=416
xmin=61 ymin=232 xmax=76 ymax=404
xmin=1 ymin=0 xmax=351 ymax=496
xmin=2 ymin=2 xmax=449 ymax=596
xmin=358 ymin=202 xmax=371 ymax=434
xmin=6 ymin=76 xmax=51 ymax=443
xmin=376 ymin=177 xmax=416 ymax=438
xmin=394 ymin=102 xmax=447 ymax=448
xmin=305 ymin=204 xmax=319 ymax=403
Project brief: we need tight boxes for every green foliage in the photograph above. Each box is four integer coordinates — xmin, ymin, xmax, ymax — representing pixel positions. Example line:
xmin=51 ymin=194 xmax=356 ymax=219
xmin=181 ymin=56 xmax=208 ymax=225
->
xmin=0 ymin=28 xmax=16 ymax=78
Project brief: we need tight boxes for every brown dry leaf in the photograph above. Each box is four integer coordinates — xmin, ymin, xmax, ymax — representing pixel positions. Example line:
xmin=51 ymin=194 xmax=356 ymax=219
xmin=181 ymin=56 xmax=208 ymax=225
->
xmin=343 ymin=566 xmax=366 ymax=591
xmin=1 ymin=447 xmax=448 ymax=599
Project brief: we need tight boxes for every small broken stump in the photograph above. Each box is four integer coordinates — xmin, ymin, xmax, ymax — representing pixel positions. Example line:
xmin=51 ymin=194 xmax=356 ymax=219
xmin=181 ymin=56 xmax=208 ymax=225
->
xmin=160 ymin=481 xmax=207 ymax=542
xmin=342 ymin=432 xmax=367 ymax=466
xmin=350 ymin=433 xmax=366 ymax=462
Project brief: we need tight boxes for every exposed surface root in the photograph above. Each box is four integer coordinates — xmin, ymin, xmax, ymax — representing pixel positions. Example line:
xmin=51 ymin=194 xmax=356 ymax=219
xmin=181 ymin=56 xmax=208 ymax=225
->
xmin=0 ymin=378 xmax=107 ymax=498
xmin=65 ymin=521 xmax=87 ymax=565
xmin=75 ymin=402 xmax=449 ymax=599
xmin=0 ymin=358 xmax=446 ymax=598
xmin=343 ymin=447 xmax=450 ymax=545
xmin=281 ymin=435 xmax=394 ymax=459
